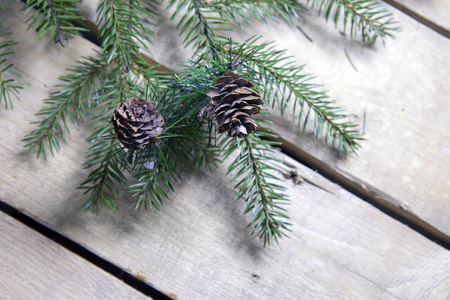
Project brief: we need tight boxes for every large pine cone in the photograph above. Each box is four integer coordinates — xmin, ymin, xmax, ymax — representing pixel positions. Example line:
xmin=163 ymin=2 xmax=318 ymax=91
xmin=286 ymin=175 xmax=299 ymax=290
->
xmin=206 ymin=72 xmax=263 ymax=138
xmin=111 ymin=97 xmax=164 ymax=150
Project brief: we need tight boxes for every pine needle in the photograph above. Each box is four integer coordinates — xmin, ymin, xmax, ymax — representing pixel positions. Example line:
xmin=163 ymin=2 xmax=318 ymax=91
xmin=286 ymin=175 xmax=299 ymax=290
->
xmin=18 ymin=0 xmax=396 ymax=245
xmin=344 ymin=48 xmax=357 ymax=71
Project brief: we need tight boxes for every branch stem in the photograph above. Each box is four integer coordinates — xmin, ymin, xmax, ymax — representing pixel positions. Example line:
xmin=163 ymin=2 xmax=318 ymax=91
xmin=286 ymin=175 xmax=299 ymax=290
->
xmin=245 ymin=136 xmax=271 ymax=222
xmin=47 ymin=0 xmax=67 ymax=47
xmin=340 ymin=0 xmax=383 ymax=40
xmin=93 ymin=139 xmax=116 ymax=208
xmin=192 ymin=0 xmax=218 ymax=60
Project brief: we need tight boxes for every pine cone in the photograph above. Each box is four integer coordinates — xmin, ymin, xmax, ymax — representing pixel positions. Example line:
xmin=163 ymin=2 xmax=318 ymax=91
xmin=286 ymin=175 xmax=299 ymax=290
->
xmin=206 ymin=72 xmax=263 ymax=138
xmin=111 ymin=97 xmax=164 ymax=150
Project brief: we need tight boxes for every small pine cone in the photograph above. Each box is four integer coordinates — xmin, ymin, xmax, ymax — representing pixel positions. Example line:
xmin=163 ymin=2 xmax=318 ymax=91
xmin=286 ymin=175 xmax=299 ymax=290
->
xmin=111 ymin=97 xmax=164 ymax=150
xmin=206 ymin=72 xmax=263 ymax=138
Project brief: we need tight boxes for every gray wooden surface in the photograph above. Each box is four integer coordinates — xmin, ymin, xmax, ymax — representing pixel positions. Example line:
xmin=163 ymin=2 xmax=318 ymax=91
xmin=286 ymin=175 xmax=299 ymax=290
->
xmin=79 ymin=0 xmax=450 ymax=239
xmin=386 ymin=0 xmax=450 ymax=34
xmin=1 ymin=1 xmax=449 ymax=299
xmin=0 ymin=212 xmax=149 ymax=299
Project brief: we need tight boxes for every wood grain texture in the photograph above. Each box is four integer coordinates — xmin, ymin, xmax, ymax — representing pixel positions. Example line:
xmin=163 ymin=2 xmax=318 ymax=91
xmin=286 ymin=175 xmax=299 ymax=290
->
xmin=256 ymin=5 xmax=450 ymax=239
xmin=0 ymin=212 xmax=149 ymax=299
xmin=1 ymin=2 xmax=450 ymax=299
xmin=77 ymin=0 xmax=450 ymax=239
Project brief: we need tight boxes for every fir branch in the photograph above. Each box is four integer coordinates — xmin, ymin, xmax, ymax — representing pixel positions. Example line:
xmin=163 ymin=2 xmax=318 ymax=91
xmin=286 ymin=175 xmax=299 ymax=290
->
xmin=192 ymin=0 xmax=219 ymax=58
xmin=15 ymin=0 xmax=377 ymax=246
xmin=96 ymin=0 xmax=156 ymax=68
xmin=23 ymin=55 xmax=106 ymax=159
xmin=173 ymin=54 xmax=294 ymax=245
xmin=46 ymin=0 xmax=67 ymax=47
xmin=222 ymin=131 xmax=291 ymax=246
xmin=168 ymin=0 xmax=232 ymax=53
xmin=203 ymin=0 xmax=306 ymax=26
xmin=233 ymin=37 xmax=364 ymax=155
xmin=0 ymin=32 xmax=27 ymax=110
xmin=170 ymin=0 xmax=306 ymax=56
xmin=171 ymin=121 xmax=221 ymax=171
xmin=128 ymin=143 xmax=175 ymax=210
xmin=78 ymin=67 xmax=131 ymax=211
xmin=305 ymin=0 xmax=399 ymax=46
xmin=124 ymin=89 xmax=182 ymax=210
xmin=127 ymin=85 xmax=220 ymax=209
xmin=79 ymin=63 xmax=169 ymax=211
xmin=182 ymin=130 xmax=220 ymax=171
xmin=21 ymin=0 xmax=87 ymax=47
xmin=80 ymin=136 xmax=128 ymax=212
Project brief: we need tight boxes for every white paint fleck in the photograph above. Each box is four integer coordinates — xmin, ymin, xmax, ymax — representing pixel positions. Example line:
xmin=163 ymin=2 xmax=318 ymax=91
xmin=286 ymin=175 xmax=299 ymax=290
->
xmin=144 ymin=161 xmax=155 ymax=169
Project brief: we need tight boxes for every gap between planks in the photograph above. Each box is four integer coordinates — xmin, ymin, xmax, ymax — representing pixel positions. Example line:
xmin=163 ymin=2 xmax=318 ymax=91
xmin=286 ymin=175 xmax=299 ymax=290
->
xmin=0 ymin=212 xmax=151 ymax=299
xmin=76 ymin=15 xmax=450 ymax=251
xmin=267 ymin=134 xmax=450 ymax=250
xmin=0 ymin=199 xmax=173 ymax=300
xmin=382 ymin=0 xmax=450 ymax=39
xmin=4 ymin=1 xmax=450 ymax=298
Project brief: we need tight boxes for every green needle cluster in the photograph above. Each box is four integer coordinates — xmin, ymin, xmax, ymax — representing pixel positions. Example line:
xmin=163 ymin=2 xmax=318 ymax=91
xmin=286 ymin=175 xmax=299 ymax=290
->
xmin=0 ymin=0 xmax=399 ymax=245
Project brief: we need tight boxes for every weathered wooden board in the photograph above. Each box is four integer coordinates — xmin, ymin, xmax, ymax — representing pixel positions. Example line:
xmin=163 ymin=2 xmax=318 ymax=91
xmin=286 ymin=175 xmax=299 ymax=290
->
xmin=78 ymin=0 xmax=450 ymax=240
xmin=0 ymin=212 xmax=149 ymax=299
xmin=384 ymin=0 xmax=450 ymax=35
xmin=1 ymin=2 xmax=450 ymax=299
xmin=257 ymin=4 xmax=450 ymax=239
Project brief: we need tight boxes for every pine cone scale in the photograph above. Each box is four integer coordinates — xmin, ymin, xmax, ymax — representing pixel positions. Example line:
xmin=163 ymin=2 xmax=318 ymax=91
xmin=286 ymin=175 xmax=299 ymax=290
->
xmin=222 ymin=108 xmax=239 ymax=119
xmin=240 ymin=105 xmax=260 ymax=115
xmin=206 ymin=88 xmax=219 ymax=98
xmin=239 ymin=95 xmax=263 ymax=104
xmin=228 ymin=78 xmax=254 ymax=88
xmin=234 ymin=87 xmax=257 ymax=95
xmin=219 ymin=84 xmax=238 ymax=94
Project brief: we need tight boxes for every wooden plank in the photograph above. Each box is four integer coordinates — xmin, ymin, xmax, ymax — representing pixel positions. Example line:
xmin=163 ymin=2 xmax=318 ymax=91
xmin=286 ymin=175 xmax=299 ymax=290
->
xmin=1 ymin=2 xmax=450 ymax=299
xmin=0 ymin=212 xmax=149 ymax=299
xmin=257 ymin=5 xmax=450 ymax=240
xmin=77 ymin=0 xmax=450 ymax=241
xmin=383 ymin=0 xmax=450 ymax=37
